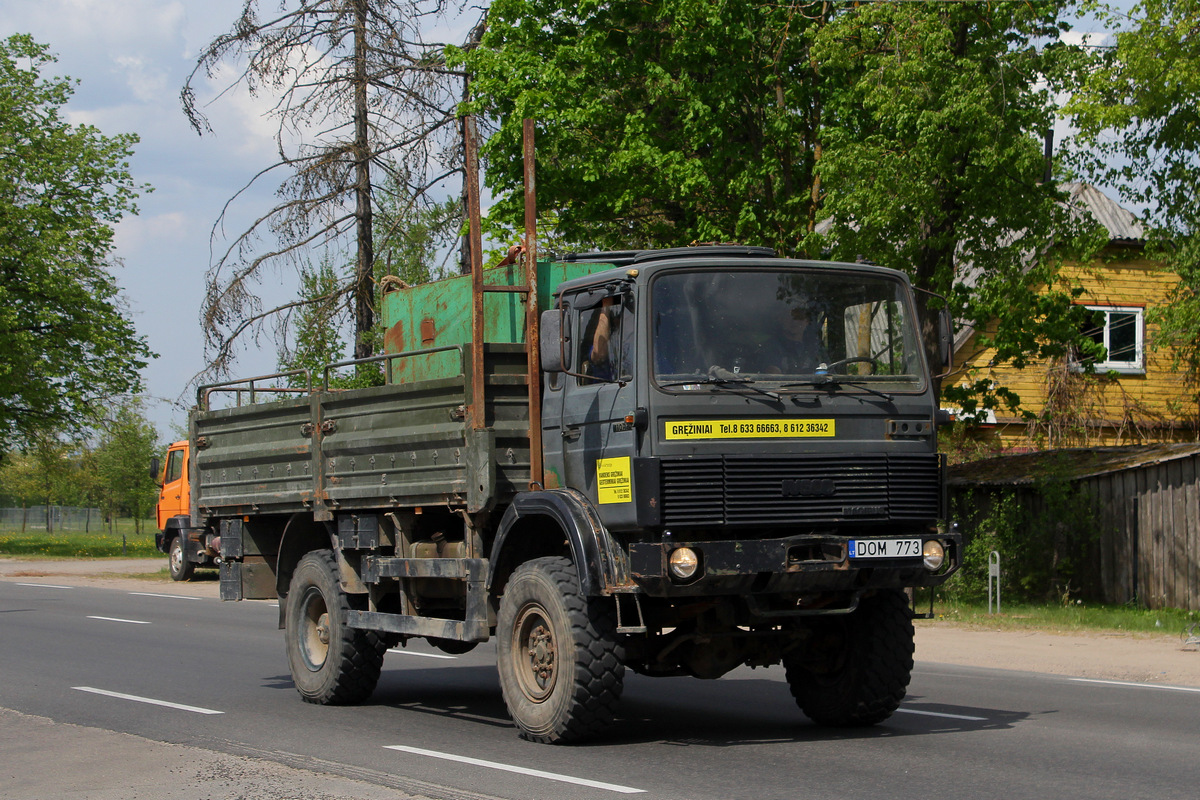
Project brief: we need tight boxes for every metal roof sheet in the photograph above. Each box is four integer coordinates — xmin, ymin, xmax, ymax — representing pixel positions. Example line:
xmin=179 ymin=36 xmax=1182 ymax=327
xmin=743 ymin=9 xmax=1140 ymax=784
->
xmin=948 ymin=443 xmax=1200 ymax=487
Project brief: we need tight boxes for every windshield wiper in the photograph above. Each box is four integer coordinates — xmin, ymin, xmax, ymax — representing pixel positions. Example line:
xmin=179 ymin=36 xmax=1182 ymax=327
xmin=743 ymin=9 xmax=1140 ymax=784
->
xmin=781 ymin=375 xmax=894 ymax=402
xmin=661 ymin=366 xmax=781 ymax=402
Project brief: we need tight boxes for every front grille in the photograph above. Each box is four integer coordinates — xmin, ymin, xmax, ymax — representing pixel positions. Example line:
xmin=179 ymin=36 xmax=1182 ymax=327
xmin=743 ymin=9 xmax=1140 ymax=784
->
xmin=659 ymin=453 xmax=940 ymax=527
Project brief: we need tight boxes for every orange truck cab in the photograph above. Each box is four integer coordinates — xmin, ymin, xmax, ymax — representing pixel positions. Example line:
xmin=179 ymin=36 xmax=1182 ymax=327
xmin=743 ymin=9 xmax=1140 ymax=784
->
xmin=154 ymin=440 xmax=216 ymax=581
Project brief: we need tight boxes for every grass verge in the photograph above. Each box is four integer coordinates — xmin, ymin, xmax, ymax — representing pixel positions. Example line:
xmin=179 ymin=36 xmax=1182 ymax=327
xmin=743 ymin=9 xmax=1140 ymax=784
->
xmin=0 ymin=531 xmax=160 ymax=558
xmin=918 ymin=595 xmax=1200 ymax=636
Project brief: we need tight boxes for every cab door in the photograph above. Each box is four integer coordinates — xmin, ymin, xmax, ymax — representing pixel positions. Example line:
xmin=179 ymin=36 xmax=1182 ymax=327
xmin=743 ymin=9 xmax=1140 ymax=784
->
xmin=156 ymin=442 xmax=188 ymax=529
xmin=559 ymin=290 xmax=639 ymax=527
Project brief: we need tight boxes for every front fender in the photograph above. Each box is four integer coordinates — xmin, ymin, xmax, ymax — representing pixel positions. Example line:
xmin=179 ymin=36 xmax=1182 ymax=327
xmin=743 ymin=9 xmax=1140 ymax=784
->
xmin=489 ymin=488 xmax=631 ymax=597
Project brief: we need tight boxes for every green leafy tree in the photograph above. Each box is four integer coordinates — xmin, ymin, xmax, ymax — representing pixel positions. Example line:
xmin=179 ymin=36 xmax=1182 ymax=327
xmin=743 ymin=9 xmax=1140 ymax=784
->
xmin=810 ymin=2 xmax=1102 ymax=404
xmin=0 ymin=433 xmax=80 ymax=532
xmin=278 ymin=254 xmax=349 ymax=384
xmin=460 ymin=0 xmax=831 ymax=251
xmin=276 ymin=186 xmax=458 ymax=389
xmin=460 ymin=1 xmax=1102 ymax=412
xmin=1065 ymin=0 xmax=1200 ymax=405
xmin=93 ymin=399 xmax=159 ymax=534
xmin=0 ymin=35 xmax=153 ymax=451
xmin=375 ymin=189 xmax=461 ymax=286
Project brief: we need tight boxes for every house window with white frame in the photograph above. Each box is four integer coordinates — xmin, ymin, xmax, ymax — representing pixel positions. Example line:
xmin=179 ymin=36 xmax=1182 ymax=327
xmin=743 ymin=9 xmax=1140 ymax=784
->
xmin=1074 ymin=305 xmax=1144 ymax=374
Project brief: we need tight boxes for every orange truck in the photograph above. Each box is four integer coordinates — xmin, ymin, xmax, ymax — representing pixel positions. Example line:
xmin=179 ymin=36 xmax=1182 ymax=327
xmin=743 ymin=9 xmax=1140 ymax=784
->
xmin=153 ymin=440 xmax=216 ymax=581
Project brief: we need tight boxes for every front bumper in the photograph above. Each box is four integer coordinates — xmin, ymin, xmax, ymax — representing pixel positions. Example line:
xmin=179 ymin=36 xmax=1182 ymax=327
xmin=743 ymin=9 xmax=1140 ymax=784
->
xmin=628 ymin=531 xmax=960 ymax=597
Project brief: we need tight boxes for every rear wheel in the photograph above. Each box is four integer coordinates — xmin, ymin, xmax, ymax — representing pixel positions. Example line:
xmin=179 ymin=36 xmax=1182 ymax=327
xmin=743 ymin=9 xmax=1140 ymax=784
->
xmin=167 ymin=536 xmax=194 ymax=582
xmin=784 ymin=590 xmax=914 ymax=726
xmin=284 ymin=549 xmax=384 ymax=705
xmin=497 ymin=557 xmax=624 ymax=743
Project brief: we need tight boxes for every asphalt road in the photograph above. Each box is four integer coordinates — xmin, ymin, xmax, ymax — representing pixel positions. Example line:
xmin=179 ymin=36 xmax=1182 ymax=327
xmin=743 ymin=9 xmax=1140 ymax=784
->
xmin=2 ymin=580 xmax=1199 ymax=800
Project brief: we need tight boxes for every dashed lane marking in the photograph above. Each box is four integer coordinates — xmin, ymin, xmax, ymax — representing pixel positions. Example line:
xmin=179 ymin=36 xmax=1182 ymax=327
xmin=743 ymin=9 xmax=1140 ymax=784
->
xmin=384 ymin=745 xmax=646 ymax=794
xmin=387 ymin=648 xmax=457 ymax=660
xmin=1070 ymin=678 xmax=1200 ymax=694
xmin=73 ymin=686 xmax=224 ymax=715
xmin=87 ymin=615 xmax=150 ymax=624
xmin=897 ymin=707 xmax=988 ymax=721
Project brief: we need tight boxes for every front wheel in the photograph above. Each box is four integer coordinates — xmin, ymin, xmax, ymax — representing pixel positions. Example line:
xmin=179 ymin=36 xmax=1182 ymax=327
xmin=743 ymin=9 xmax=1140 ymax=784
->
xmin=284 ymin=550 xmax=384 ymax=705
xmin=496 ymin=557 xmax=624 ymax=743
xmin=167 ymin=537 xmax=194 ymax=582
xmin=784 ymin=590 xmax=914 ymax=726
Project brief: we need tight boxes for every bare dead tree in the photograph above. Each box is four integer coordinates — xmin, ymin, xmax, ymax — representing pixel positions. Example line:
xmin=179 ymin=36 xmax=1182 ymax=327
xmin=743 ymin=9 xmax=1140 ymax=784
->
xmin=182 ymin=0 xmax=470 ymax=376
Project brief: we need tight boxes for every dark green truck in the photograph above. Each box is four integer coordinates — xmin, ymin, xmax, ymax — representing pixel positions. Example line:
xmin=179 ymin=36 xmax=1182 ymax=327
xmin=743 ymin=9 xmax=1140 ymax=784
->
xmin=188 ymin=244 xmax=960 ymax=743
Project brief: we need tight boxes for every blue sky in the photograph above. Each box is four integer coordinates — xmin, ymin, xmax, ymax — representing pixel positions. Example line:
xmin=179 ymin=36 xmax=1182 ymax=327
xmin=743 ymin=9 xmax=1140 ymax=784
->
xmin=2 ymin=0 xmax=296 ymax=438
xmin=1 ymin=1 xmax=1131 ymax=442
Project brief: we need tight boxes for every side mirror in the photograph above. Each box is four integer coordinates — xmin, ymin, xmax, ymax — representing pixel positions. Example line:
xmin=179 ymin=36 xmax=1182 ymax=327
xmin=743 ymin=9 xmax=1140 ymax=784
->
xmin=937 ymin=308 xmax=954 ymax=372
xmin=539 ymin=309 xmax=565 ymax=373
xmin=149 ymin=456 xmax=161 ymax=485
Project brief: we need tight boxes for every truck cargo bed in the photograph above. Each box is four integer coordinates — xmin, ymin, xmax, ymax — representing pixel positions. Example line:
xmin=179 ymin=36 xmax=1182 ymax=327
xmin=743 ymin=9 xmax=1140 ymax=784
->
xmin=192 ymin=344 xmax=532 ymax=521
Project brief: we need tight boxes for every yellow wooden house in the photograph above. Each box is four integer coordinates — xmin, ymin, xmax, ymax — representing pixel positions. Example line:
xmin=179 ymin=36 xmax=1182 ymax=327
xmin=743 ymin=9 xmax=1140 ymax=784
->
xmin=951 ymin=184 xmax=1197 ymax=450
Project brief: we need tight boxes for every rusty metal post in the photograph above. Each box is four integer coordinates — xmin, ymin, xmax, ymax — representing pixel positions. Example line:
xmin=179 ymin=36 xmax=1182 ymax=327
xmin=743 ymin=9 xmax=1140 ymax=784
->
xmin=523 ymin=119 xmax=543 ymax=489
xmin=464 ymin=115 xmax=486 ymax=431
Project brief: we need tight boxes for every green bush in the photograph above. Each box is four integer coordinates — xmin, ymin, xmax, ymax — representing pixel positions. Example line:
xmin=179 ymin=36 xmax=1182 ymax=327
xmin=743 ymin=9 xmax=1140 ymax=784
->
xmin=942 ymin=475 xmax=1101 ymax=604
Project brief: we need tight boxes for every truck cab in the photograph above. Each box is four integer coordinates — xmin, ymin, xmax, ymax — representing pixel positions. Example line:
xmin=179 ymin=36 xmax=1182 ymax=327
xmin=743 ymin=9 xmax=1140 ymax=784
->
xmin=528 ymin=246 xmax=954 ymax=677
xmin=154 ymin=439 xmax=215 ymax=581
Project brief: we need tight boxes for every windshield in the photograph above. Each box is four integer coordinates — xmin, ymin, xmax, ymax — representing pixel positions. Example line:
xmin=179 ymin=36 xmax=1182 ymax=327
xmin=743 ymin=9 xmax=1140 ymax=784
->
xmin=651 ymin=268 xmax=924 ymax=390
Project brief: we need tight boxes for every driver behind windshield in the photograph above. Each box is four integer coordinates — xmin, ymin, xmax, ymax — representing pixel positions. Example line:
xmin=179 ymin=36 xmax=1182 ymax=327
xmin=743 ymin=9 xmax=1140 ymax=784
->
xmin=763 ymin=304 xmax=828 ymax=375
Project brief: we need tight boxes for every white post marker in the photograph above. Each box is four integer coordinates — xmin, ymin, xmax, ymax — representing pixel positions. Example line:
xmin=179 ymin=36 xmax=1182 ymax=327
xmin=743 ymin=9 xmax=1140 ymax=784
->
xmin=988 ymin=550 xmax=1001 ymax=614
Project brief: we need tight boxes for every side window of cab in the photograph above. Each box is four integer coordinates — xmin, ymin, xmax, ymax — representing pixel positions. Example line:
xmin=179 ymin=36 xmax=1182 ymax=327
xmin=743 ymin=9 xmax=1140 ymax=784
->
xmin=578 ymin=294 xmax=633 ymax=385
xmin=165 ymin=448 xmax=184 ymax=484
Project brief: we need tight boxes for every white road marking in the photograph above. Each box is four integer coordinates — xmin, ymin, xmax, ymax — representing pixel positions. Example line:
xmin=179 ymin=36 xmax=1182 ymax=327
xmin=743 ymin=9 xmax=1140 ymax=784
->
xmin=72 ymin=686 xmax=224 ymax=715
xmin=387 ymin=648 xmax=456 ymax=660
xmin=86 ymin=615 xmax=151 ymax=625
xmin=897 ymin=707 xmax=987 ymax=721
xmin=1070 ymin=677 xmax=1200 ymax=694
xmin=384 ymin=745 xmax=646 ymax=794
xmin=15 ymin=582 xmax=74 ymax=589
xmin=129 ymin=592 xmax=201 ymax=601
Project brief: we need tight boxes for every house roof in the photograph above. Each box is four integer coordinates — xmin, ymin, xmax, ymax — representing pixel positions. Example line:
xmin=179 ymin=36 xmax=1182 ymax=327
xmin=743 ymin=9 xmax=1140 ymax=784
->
xmin=949 ymin=183 xmax=1146 ymax=352
xmin=1060 ymin=182 xmax=1145 ymax=244
xmin=948 ymin=443 xmax=1200 ymax=487
xmin=813 ymin=183 xmax=1148 ymax=354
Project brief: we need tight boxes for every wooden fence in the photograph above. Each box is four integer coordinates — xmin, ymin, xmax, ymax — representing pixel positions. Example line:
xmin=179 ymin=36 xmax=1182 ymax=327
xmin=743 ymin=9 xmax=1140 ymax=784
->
xmin=949 ymin=445 xmax=1200 ymax=611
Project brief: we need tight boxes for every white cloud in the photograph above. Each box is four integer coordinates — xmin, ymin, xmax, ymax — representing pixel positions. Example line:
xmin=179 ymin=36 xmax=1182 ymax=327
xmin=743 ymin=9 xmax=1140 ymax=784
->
xmin=114 ymin=211 xmax=188 ymax=258
xmin=1060 ymin=30 xmax=1117 ymax=49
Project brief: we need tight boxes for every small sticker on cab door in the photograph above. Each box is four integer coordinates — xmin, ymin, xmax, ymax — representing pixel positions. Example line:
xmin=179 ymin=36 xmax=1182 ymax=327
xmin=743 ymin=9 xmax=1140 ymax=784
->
xmin=596 ymin=457 xmax=632 ymax=504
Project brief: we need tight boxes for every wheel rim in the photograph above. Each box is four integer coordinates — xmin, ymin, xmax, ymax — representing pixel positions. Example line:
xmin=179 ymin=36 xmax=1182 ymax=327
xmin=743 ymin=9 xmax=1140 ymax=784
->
xmin=298 ymin=586 xmax=331 ymax=671
xmin=511 ymin=602 xmax=558 ymax=703
xmin=169 ymin=542 xmax=183 ymax=574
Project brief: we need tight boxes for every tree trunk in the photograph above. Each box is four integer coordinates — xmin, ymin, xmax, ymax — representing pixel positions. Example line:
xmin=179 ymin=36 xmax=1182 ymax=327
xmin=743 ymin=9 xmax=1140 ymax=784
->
xmin=352 ymin=0 xmax=375 ymax=360
xmin=459 ymin=15 xmax=488 ymax=276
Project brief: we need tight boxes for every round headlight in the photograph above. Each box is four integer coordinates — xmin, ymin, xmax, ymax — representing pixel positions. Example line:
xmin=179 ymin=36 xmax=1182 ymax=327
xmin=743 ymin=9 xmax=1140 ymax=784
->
xmin=668 ymin=547 xmax=700 ymax=580
xmin=922 ymin=539 xmax=946 ymax=571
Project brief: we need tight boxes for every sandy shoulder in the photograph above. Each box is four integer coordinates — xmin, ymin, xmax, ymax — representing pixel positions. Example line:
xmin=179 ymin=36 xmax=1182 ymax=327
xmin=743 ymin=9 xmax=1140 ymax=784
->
xmin=915 ymin=622 xmax=1200 ymax=687
xmin=4 ymin=557 xmax=1198 ymax=687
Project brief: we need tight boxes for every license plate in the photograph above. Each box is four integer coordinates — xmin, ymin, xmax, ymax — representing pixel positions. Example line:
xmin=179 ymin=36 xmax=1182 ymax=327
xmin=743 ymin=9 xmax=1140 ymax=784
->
xmin=849 ymin=538 xmax=921 ymax=559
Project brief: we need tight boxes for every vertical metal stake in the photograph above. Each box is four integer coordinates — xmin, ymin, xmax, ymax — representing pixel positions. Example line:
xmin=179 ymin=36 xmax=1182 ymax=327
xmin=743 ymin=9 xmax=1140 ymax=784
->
xmin=464 ymin=115 xmax=485 ymax=431
xmin=522 ymin=118 xmax=543 ymax=489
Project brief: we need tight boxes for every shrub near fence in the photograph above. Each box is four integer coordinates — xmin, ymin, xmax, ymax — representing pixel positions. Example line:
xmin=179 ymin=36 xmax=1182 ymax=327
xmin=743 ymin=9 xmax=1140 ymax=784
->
xmin=947 ymin=481 xmax=1102 ymax=604
xmin=0 ymin=506 xmax=105 ymax=533
xmin=947 ymin=445 xmax=1200 ymax=611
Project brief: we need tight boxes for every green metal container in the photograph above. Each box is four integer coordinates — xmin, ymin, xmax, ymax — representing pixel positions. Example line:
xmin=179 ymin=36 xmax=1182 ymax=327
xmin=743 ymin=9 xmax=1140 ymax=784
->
xmin=380 ymin=259 xmax=606 ymax=383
